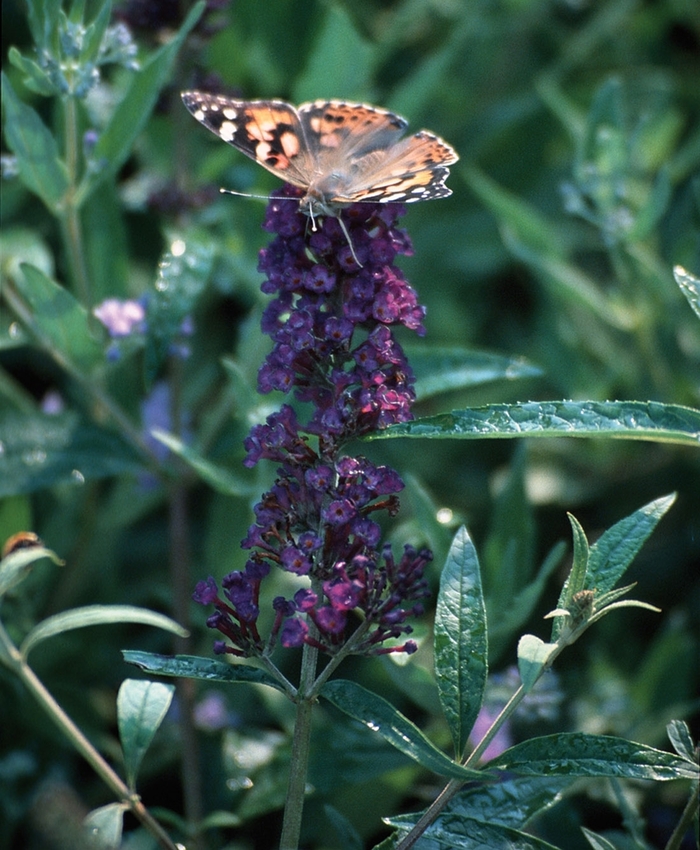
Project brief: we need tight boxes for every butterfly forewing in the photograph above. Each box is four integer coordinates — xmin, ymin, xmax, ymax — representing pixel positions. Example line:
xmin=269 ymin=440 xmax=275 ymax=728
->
xmin=181 ymin=94 xmax=314 ymax=189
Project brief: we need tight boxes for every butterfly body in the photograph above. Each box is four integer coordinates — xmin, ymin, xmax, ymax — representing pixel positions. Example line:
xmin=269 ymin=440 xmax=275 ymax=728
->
xmin=181 ymin=94 xmax=458 ymax=218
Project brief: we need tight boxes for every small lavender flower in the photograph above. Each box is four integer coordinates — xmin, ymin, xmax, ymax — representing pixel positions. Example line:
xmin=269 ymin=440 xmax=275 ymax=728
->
xmin=196 ymin=190 xmax=432 ymax=658
xmin=94 ymin=297 xmax=146 ymax=337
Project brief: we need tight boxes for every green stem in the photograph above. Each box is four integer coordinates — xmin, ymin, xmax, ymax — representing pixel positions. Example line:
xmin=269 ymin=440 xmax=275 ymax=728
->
xmin=0 ymin=621 xmax=178 ymax=850
xmin=279 ymin=640 xmax=319 ymax=849
xmin=664 ymin=771 xmax=699 ymax=850
xmin=395 ymin=634 xmax=574 ymax=850
xmin=61 ymin=95 xmax=92 ymax=306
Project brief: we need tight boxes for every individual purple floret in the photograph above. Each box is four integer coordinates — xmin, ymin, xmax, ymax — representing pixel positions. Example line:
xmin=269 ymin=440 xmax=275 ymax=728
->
xmin=195 ymin=188 xmax=432 ymax=658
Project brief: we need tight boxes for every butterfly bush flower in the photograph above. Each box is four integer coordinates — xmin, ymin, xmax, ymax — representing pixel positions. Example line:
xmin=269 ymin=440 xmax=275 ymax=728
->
xmin=195 ymin=188 xmax=434 ymax=658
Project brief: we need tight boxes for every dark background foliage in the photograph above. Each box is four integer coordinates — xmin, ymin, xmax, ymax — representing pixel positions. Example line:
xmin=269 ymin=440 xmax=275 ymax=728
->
xmin=1 ymin=0 xmax=699 ymax=848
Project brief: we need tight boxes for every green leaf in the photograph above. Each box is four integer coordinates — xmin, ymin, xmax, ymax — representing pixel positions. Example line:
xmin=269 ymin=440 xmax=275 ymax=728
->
xmin=13 ymin=264 xmax=104 ymax=373
xmin=485 ymin=732 xmax=700 ymax=780
xmin=150 ymin=429 xmax=254 ymax=496
xmin=144 ymin=235 xmax=213 ymax=384
xmin=117 ymin=679 xmax=174 ymax=789
xmin=1 ymin=73 xmax=68 ymax=209
xmin=83 ymin=802 xmax=125 ymax=849
xmin=441 ymin=775 xmax=571 ymax=828
xmin=551 ymin=513 xmax=589 ymax=640
xmin=0 ymin=544 xmax=63 ymax=598
xmin=517 ymin=635 xmax=557 ymax=692
xmin=408 ymin=345 xmax=542 ymax=403
xmin=581 ymin=827 xmax=620 ymax=850
xmin=482 ymin=446 xmax=534 ymax=637
xmin=666 ymin=720 xmax=696 ymax=763
xmin=20 ymin=605 xmax=187 ymax=658
xmin=82 ymin=3 xmax=204 ymax=201
xmin=674 ymin=264 xmax=700 ymax=320
xmin=7 ymin=47 xmax=55 ymax=96
xmin=501 ymin=227 xmax=635 ymax=329
xmin=81 ymin=1 xmax=112 ymax=63
xmin=385 ymin=814 xmax=564 ymax=850
xmin=369 ymin=401 xmax=700 ymax=448
xmin=321 ymin=679 xmax=484 ymax=780
xmin=585 ymin=494 xmax=676 ymax=594
xmin=434 ymin=526 xmax=487 ymax=756
xmin=323 ymin=804 xmax=364 ymax=850
xmin=627 ymin=167 xmax=671 ymax=241
xmin=463 ymin=164 xmax=563 ymax=259
xmin=0 ymin=411 xmax=143 ymax=496
xmin=122 ymin=651 xmax=285 ymax=692
xmin=294 ymin=5 xmax=373 ymax=102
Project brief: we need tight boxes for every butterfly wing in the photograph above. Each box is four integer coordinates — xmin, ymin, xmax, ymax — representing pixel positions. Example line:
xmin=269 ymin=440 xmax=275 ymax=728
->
xmin=181 ymin=93 xmax=314 ymax=189
xmin=336 ymin=130 xmax=459 ymax=203
xmin=297 ymin=100 xmax=457 ymax=204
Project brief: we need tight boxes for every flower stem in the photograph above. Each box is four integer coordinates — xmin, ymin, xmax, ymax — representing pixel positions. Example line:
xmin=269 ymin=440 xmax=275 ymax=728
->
xmin=279 ymin=640 xmax=319 ymax=849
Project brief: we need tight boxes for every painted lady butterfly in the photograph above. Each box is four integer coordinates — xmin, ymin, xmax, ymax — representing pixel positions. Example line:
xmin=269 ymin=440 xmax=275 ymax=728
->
xmin=180 ymin=94 xmax=458 ymax=220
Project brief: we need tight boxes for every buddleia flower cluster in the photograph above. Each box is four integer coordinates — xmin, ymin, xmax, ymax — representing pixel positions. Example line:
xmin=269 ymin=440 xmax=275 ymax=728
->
xmin=194 ymin=186 xmax=432 ymax=659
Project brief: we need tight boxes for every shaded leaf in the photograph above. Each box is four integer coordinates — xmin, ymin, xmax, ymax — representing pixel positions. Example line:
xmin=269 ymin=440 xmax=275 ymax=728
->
xmin=21 ymin=605 xmax=187 ymax=658
xmin=0 ymin=411 xmax=143 ymax=496
xmin=117 ymin=679 xmax=174 ymax=789
xmin=143 ymin=234 xmax=213 ymax=384
xmin=0 ymin=544 xmax=63 ymax=599
xmin=409 ymin=346 xmax=541 ymax=402
xmin=82 ymin=3 xmax=204 ymax=201
xmin=13 ymin=264 xmax=104 ymax=373
xmin=83 ymin=803 xmax=125 ymax=849
xmin=151 ymin=428 xmax=254 ymax=496
xmin=294 ymin=5 xmax=373 ymax=102
xmin=1 ymin=72 xmax=68 ymax=209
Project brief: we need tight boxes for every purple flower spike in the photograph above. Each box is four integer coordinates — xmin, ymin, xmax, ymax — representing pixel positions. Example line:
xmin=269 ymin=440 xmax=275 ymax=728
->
xmin=195 ymin=188 xmax=432 ymax=658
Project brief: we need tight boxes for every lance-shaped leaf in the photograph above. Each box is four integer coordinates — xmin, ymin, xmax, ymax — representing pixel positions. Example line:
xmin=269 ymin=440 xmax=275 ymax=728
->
xmin=123 ymin=651 xmax=286 ymax=693
xmin=0 ymin=544 xmax=63 ymax=598
xmin=585 ymin=494 xmax=675 ymax=594
xmin=484 ymin=732 xmax=699 ymax=780
xmin=368 ymin=401 xmax=700 ymax=448
xmin=21 ymin=605 xmax=187 ymax=659
xmin=83 ymin=3 xmax=204 ymax=201
xmin=321 ymin=679 xmax=484 ymax=780
xmin=434 ymin=526 xmax=487 ymax=756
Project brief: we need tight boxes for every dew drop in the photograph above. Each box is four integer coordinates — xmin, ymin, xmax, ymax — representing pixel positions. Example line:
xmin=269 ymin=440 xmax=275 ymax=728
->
xmin=226 ymin=776 xmax=253 ymax=791
xmin=436 ymin=507 xmax=453 ymax=524
xmin=71 ymin=469 xmax=86 ymax=485
xmin=170 ymin=238 xmax=186 ymax=257
xmin=22 ymin=448 xmax=47 ymax=466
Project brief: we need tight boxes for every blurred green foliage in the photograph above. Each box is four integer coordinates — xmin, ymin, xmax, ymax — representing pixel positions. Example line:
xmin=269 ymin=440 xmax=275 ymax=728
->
xmin=1 ymin=0 xmax=698 ymax=847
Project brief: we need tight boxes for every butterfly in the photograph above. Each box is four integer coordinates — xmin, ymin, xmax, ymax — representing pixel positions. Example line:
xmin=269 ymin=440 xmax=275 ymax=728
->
xmin=180 ymin=94 xmax=459 ymax=222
